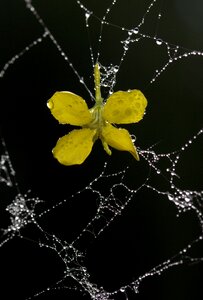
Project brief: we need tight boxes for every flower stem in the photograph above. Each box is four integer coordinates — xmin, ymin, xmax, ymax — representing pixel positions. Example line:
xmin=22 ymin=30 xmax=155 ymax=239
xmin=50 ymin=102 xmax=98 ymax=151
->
xmin=94 ymin=63 xmax=103 ymax=104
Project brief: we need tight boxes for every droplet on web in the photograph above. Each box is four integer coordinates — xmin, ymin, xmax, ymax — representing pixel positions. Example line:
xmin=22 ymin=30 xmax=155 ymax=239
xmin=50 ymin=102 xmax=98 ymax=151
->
xmin=132 ymin=27 xmax=139 ymax=34
xmin=156 ymin=38 xmax=163 ymax=46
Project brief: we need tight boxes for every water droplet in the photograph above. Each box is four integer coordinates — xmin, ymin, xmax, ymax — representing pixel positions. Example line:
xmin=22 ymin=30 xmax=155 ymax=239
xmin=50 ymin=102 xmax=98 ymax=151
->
xmin=185 ymin=196 xmax=191 ymax=202
xmin=47 ymin=100 xmax=53 ymax=109
xmin=131 ymin=135 xmax=136 ymax=142
xmin=85 ymin=12 xmax=91 ymax=20
xmin=168 ymin=194 xmax=174 ymax=201
xmin=156 ymin=38 xmax=163 ymax=46
xmin=132 ymin=27 xmax=139 ymax=34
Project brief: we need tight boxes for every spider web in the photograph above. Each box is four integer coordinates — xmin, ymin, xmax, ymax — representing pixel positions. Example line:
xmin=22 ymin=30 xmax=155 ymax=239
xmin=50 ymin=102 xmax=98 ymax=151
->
xmin=0 ymin=0 xmax=202 ymax=299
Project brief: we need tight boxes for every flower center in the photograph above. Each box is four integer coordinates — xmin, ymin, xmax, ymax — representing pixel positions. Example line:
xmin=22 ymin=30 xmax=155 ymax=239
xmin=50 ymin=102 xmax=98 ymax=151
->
xmin=88 ymin=104 xmax=105 ymax=131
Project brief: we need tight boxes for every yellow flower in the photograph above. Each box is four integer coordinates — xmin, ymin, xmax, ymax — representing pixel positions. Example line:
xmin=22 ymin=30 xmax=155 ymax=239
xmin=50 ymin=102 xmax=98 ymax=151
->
xmin=47 ymin=64 xmax=147 ymax=166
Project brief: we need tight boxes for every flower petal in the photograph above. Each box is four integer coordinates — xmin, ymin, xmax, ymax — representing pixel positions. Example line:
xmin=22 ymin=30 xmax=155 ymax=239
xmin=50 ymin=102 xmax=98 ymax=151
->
xmin=103 ymin=90 xmax=147 ymax=124
xmin=47 ymin=91 xmax=92 ymax=126
xmin=53 ymin=128 xmax=97 ymax=166
xmin=101 ymin=123 xmax=139 ymax=160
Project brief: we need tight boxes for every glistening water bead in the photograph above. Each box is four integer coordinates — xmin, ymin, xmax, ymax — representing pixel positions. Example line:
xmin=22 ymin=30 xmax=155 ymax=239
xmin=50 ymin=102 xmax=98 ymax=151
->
xmin=132 ymin=27 xmax=139 ymax=34
xmin=156 ymin=38 xmax=163 ymax=45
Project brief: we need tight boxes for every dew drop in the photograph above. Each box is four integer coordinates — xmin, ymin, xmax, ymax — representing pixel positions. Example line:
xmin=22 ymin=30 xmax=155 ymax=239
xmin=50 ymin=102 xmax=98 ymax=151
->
xmin=156 ymin=38 xmax=163 ymax=46
xmin=85 ymin=12 xmax=91 ymax=20
xmin=47 ymin=101 xmax=53 ymax=109
xmin=131 ymin=134 xmax=136 ymax=143
xmin=132 ymin=27 xmax=139 ymax=34
xmin=185 ymin=196 xmax=191 ymax=202
xmin=168 ymin=194 xmax=174 ymax=201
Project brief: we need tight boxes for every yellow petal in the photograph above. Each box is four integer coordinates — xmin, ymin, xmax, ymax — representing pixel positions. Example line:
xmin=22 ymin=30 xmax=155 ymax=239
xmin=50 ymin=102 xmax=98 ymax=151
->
xmin=52 ymin=128 xmax=97 ymax=166
xmin=47 ymin=91 xmax=92 ymax=126
xmin=101 ymin=123 xmax=139 ymax=160
xmin=103 ymin=90 xmax=147 ymax=124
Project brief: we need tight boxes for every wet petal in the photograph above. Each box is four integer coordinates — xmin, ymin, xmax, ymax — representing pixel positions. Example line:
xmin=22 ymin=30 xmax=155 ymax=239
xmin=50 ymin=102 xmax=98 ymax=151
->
xmin=53 ymin=128 xmax=97 ymax=166
xmin=103 ymin=90 xmax=147 ymax=124
xmin=101 ymin=123 xmax=139 ymax=160
xmin=47 ymin=91 xmax=92 ymax=126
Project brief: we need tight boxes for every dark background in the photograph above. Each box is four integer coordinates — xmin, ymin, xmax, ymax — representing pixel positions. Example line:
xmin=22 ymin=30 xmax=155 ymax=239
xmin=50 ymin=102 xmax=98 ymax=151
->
xmin=0 ymin=0 xmax=202 ymax=299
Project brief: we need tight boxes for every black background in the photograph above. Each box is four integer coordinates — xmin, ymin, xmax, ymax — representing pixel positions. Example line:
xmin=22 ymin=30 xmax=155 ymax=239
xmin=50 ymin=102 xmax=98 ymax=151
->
xmin=0 ymin=0 xmax=202 ymax=299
